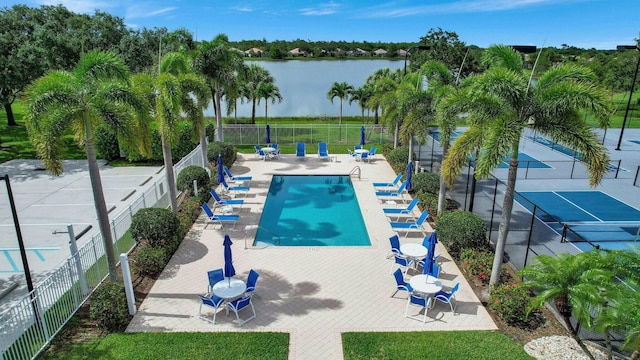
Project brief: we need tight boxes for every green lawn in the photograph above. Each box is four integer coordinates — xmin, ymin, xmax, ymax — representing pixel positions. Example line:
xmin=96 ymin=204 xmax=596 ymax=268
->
xmin=342 ymin=331 xmax=534 ymax=360
xmin=39 ymin=332 xmax=290 ymax=360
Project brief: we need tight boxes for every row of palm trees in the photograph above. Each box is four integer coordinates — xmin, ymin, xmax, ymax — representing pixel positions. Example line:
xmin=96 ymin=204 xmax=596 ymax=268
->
xmin=23 ymin=35 xmax=279 ymax=282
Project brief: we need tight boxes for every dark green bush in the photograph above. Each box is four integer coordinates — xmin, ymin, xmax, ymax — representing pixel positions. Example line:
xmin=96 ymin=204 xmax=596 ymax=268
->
xmin=173 ymin=122 xmax=198 ymax=159
xmin=122 ymin=122 xmax=198 ymax=162
xmin=416 ymin=192 xmax=438 ymax=218
xmin=94 ymin=124 xmax=120 ymax=161
xmin=177 ymin=197 xmax=202 ymax=240
xmin=132 ymin=245 xmax=167 ymax=278
xmin=89 ymin=281 xmax=130 ymax=332
xmin=176 ymin=165 xmax=210 ymax=204
xmin=435 ymin=210 xmax=487 ymax=259
xmin=488 ymin=283 xmax=532 ymax=327
xmin=385 ymin=146 xmax=409 ymax=172
xmin=130 ymin=208 xmax=179 ymax=248
xmin=460 ymin=248 xmax=494 ymax=285
xmin=205 ymin=123 xmax=216 ymax=142
xmin=207 ymin=141 xmax=236 ymax=168
xmin=411 ymin=171 xmax=440 ymax=195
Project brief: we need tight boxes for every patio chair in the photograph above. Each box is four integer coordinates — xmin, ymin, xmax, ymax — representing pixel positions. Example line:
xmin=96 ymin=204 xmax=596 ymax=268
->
xmin=245 ymin=269 xmax=260 ymax=298
xmin=373 ymin=173 xmax=402 ymax=189
xmin=347 ymin=148 xmax=357 ymax=161
xmin=198 ymin=293 xmax=225 ymax=324
xmin=375 ymin=181 xmax=407 ymax=199
xmin=220 ymin=179 xmax=250 ymax=197
xmin=422 ymin=263 xmax=441 ymax=278
xmin=360 ymin=151 xmax=370 ymax=163
xmin=272 ymin=144 xmax=281 ymax=159
xmin=417 ymin=254 xmax=442 ymax=273
xmin=389 ymin=254 xmax=413 ymax=276
xmin=296 ymin=142 xmax=306 ymax=158
xmin=369 ymin=147 xmax=378 ymax=160
xmin=390 ymin=210 xmax=429 ymax=237
xmin=210 ymin=189 xmax=244 ymax=208
xmin=318 ymin=141 xmax=330 ymax=160
xmin=433 ymin=283 xmax=460 ymax=314
xmin=223 ymin=166 xmax=252 ymax=181
xmin=201 ymin=203 xmax=240 ymax=229
xmin=405 ymin=292 xmax=431 ymax=323
xmin=207 ymin=268 xmax=224 ymax=294
xmin=256 ymin=149 xmax=267 ymax=161
xmin=387 ymin=234 xmax=402 ymax=259
xmin=354 ymin=145 xmax=362 ymax=150
xmin=383 ymin=197 xmax=419 ymax=220
xmin=392 ymin=268 xmax=413 ymax=298
xmin=254 ymin=145 xmax=262 ymax=158
xmin=226 ymin=295 xmax=256 ymax=326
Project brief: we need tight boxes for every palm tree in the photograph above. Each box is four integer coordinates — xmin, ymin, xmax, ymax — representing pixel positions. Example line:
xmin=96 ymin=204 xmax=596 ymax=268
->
xmin=440 ymin=45 xmax=612 ymax=286
xmin=366 ymin=68 xmax=392 ymax=124
xmin=150 ymin=52 xmax=209 ymax=212
xmin=194 ymin=34 xmax=244 ymax=141
xmin=25 ymin=51 xmax=150 ymax=282
xmin=327 ymin=81 xmax=354 ymax=140
xmin=242 ymin=63 xmax=274 ymax=124
xmin=349 ymin=85 xmax=373 ymax=122
xmin=257 ymin=82 xmax=282 ymax=124
xmin=518 ymin=252 xmax=616 ymax=360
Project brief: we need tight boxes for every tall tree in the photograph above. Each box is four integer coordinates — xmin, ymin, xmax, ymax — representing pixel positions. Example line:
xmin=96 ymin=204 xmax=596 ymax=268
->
xmin=440 ymin=45 xmax=612 ymax=287
xmin=257 ymin=82 xmax=282 ymax=124
xmin=349 ymin=85 xmax=373 ymax=122
xmin=194 ymin=34 xmax=245 ymax=140
xmin=366 ymin=67 xmax=392 ymax=124
xmin=24 ymin=51 xmax=150 ymax=282
xmin=242 ymin=63 xmax=274 ymax=124
xmin=327 ymin=81 xmax=354 ymax=139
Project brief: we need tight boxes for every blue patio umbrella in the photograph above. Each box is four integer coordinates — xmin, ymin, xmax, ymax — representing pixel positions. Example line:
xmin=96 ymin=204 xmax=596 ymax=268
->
xmin=406 ymin=161 xmax=414 ymax=191
xmin=217 ymin=154 xmax=225 ymax=184
xmin=223 ymin=234 xmax=236 ymax=286
xmin=265 ymin=124 xmax=271 ymax=145
xmin=425 ymin=231 xmax=438 ymax=275
xmin=360 ymin=125 xmax=366 ymax=146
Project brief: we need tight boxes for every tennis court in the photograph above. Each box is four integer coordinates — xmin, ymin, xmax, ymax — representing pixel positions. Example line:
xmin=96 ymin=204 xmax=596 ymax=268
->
xmin=496 ymin=152 xmax=551 ymax=169
xmin=516 ymin=190 xmax=640 ymax=251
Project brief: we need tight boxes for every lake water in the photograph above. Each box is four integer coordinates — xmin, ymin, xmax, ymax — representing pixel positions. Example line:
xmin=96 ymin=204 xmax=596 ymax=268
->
xmin=205 ymin=59 xmax=403 ymax=118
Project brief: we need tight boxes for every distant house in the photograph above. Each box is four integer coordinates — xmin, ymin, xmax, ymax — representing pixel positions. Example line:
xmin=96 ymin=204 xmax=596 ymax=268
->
xmin=373 ymin=48 xmax=388 ymax=57
xmin=244 ymin=48 xmax=264 ymax=57
xmin=354 ymin=48 xmax=370 ymax=56
xmin=397 ymin=49 xmax=408 ymax=57
xmin=288 ymin=48 xmax=307 ymax=57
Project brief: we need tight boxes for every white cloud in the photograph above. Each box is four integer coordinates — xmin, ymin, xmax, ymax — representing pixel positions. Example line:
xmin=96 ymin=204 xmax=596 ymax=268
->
xmin=36 ymin=0 xmax=114 ymax=13
xmin=300 ymin=1 xmax=340 ymax=16
xmin=361 ymin=0 xmax=587 ymax=18
xmin=125 ymin=4 xmax=177 ymax=19
xmin=231 ymin=5 xmax=254 ymax=12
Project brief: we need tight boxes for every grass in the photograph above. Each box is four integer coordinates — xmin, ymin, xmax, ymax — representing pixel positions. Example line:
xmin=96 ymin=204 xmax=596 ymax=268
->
xmin=38 ymin=332 xmax=290 ymax=360
xmin=342 ymin=331 xmax=534 ymax=360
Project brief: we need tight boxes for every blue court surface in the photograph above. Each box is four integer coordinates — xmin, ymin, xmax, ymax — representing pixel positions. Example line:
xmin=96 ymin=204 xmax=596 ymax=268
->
xmin=629 ymin=140 xmax=640 ymax=145
xmin=528 ymin=135 xmax=623 ymax=172
xmin=429 ymin=130 xmax=461 ymax=143
xmin=496 ymin=152 xmax=551 ymax=169
xmin=515 ymin=191 xmax=640 ymax=251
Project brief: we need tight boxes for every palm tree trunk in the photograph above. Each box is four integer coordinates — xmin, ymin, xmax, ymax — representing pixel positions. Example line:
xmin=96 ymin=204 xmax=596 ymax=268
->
xmin=214 ymin=85 xmax=224 ymax=142
xmin=489 ymin=142 xmax=519 ymax=286
xmin=162 ymin=134 xmax=178 ymax=212
xmin=85 ymin=135 xmax=118 ymax=282
xmin=562 ymin=315 xmax=596 ymax=360
xmin=374 ymin=108 xmax=379 ymax=124
xmin=251 ymin=99 xmax=257 ymax=124
xmin=265 ymin=102 xmax=269 ymax=124
xmin=339 ymin=100 xmax=343 ymax=140
xmin=437 ymin=142 xmax=450 ymax=213
xmin=200 ymin=130 xmax=208 ymax=169
xmin=393 ymin=123 xmax=399 ymax=148
xmin=4 ymin=103 xmax=16 ymax=126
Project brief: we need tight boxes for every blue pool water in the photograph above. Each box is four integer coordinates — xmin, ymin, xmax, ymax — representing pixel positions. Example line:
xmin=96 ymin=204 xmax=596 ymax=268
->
xmin=254 ymin=175 xmax=370 ymax=246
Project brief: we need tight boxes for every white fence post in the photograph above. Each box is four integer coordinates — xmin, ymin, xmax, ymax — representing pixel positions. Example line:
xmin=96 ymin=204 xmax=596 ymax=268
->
xmin=67 ymin=225 xmax=88 ymax=297
xmin=119 ymin=253 xmax=136 ymax=316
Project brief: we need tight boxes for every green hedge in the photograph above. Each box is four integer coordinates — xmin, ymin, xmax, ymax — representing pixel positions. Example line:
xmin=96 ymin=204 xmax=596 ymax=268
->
xmin=207 ymin=141 xmax=237 ymax=168
xmin=89 ymin=281 xmax=130 ymax=333
xmin=385 ymin=146 xmax=409 ymax=172
xmin=94 ymin=124 xmax=120 ymax=161
xmin=435 ymin=210 xmax=487 ymax=259
xmin=130 ymin=208 xmax=180 ymax=249
xmin=411 ymin=171 xmax=440 ymax=195
xmin=177 ymin=165 xmax=211 ymax=204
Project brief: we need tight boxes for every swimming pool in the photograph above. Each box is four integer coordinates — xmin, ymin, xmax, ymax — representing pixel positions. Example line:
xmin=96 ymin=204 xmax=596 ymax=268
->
xmin=254 ymin=175 xmax=370 ymax=246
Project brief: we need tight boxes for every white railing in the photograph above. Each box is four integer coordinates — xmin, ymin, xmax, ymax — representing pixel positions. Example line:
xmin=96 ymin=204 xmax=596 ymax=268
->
xmin=219 ymin=123 xmax=390 ymax=145
xmin=0 ymin=144 xmax=204 ymax=360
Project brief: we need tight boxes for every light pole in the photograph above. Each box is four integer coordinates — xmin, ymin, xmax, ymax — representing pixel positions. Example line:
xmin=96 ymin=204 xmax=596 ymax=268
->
xmin=615 ymin=45 xmax=640 ymax=151
xmin=403 ymin=45 xmax=431 ymax=76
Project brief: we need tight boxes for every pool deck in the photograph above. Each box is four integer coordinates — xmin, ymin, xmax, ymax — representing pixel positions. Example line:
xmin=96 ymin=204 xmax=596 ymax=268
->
xmin=127 ymin=153 xmax=497 ymax=359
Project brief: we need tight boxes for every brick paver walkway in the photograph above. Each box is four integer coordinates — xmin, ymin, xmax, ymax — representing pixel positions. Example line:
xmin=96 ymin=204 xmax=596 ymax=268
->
xmin=127 ymin=152 xmax=497 ymax=359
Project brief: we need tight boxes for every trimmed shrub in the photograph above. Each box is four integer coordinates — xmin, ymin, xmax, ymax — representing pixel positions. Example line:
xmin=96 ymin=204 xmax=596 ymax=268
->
xmin=132 ymin=245 xmax=166 ymax=278
xmin=177 ymin=165 xmax=210 ymax=204
xmin=177 ymin=197 xmax=202 ymax=240
xmin=435 ymin=210 xmax=487 ymax=259
xmin=89 ymin=281 xmax=130 ymax=332
xmin=411 ymin=171 xmax=440 ymax=195
xmin=385 ymin=146 xmax=409 ymax=172
xmin=94 ymin=124 xmax=120 ymax=161
xmin=130 ymin=208 xmax=179 ymax=248
xmin=460 ymin=248 xmax=494 ymax=285
xmin=173 ymin=122 xmax=198 ymax=159
xmin=488 ymin=283 xmax=532 ymax=327
xmin=207 ymin=141 xmax=236 ymax=168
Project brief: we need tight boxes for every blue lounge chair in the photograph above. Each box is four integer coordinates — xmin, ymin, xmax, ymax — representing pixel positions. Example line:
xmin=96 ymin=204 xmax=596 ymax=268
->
xmin=383 ymin=197 xmax=419 ymax=220
xmin=296 ymin=142 xmax=306 ymax=158
xmin=223 ymin=166 xmax=252 ymax=181
xmin=220 ymin=179 xmax=250 ymax=197
xmin=369 ymin=147 xmax=378 ymax=160
xmin=201 ymin=203 xmax=240 ymax=229
xmin=375 ymin=181 xmax=407 ymax=199
xmin=390 ymin=210 xmax=429 ymax=237
xmin=318 ymin=141 xmax=330 ymax=160
xmin=210 ymin=189 xmax=244 ymax=208
xmin=373 ymin=173 xmax=403 ymax=189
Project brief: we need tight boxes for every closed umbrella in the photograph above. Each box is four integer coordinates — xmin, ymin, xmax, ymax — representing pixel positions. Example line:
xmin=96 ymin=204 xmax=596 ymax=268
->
xmin=265 ymin=124 xmax=271 ymax=145
xmin=406 ymin=161 xmax=413 ymax=191
xmin=217 ymin=154 xmax=225 ymax=184
xmin=223 ymin=234 xmax=236 ymax=286
xmin=425 ymin=231 xmax=438 ymax=275
xmin=360 ymin=125 xmax=365 ymax=146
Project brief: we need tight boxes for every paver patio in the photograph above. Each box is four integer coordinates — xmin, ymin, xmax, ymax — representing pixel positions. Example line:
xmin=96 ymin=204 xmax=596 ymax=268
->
xmin=127 ymin=152 xmax=497 ymax=359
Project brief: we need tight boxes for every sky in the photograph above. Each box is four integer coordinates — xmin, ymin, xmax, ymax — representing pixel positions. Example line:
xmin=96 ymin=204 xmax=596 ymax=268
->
xmin=6 ymin=0 xmax=640 ymax=49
